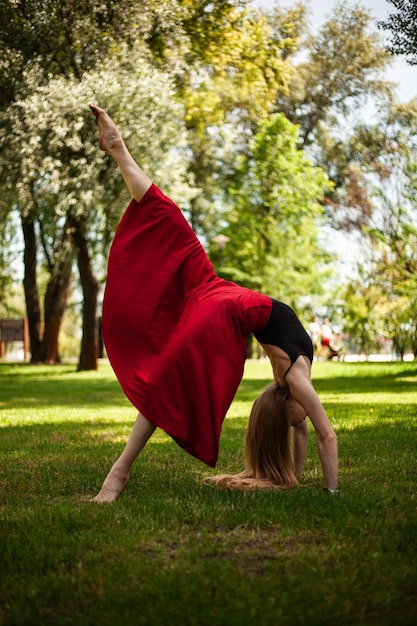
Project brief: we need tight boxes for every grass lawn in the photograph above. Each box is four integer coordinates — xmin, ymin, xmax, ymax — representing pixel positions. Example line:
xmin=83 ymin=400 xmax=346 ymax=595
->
xmin=0 ymin=359 xmax=416 ymax=625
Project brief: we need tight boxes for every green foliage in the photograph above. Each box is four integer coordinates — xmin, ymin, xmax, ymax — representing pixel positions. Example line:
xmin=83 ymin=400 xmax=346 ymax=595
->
xmin=277 ymin=1 xmax=392 ymax=147
xmin=341 ymin=279 xmax=388 ymax=354
xmin=1 ymin=360 xmax=416 ymax=625
xmin=0 ymin=0 xmax=157 ymax=105
xmin=211 ymin=114 xmax=332 ymax=310
xmin=0 ymin=48 xmax=191 ymax=266
xmin=378 ymin=0 xmax=417 ymax=65
xmin=176 ymin=2 xmax=299 ymax=235
xmin=181 ymin=6 xmax=293 ymax=132
xmin=0 ymin=0 xmax=413 ymax=364
xmin=335 ymin=99 xmax=417 ymax=354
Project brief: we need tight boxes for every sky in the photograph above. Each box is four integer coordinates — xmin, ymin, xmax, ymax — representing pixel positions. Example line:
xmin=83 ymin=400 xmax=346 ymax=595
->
xmin=256 ymin=0 xmax=417 ymax=103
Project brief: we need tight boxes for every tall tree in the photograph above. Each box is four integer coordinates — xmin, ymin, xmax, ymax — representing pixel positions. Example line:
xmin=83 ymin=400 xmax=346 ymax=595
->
xmin=0 ymin=0 xmax=144 ymax=364
xmin=268 ymin=0 xmax=397 ymax=286
xmin=174 ymin=2 xmax=300 ymax=237
xmin=337 ymin=98 xmax=417 ymax=358
xmin=0 ymin=52 xmax=192 ymax=367
xmin=209 ymin=114 xmax=331 ymax=312
xmin=0 ymin=0 xmax=292 ymax=365
xmin=275 ymin=1 xmax=392 ymax=147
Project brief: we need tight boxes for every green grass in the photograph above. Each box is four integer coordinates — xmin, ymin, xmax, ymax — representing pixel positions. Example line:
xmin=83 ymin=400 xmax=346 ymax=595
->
xmin=0 ymin=359 xmax=416 ymax=626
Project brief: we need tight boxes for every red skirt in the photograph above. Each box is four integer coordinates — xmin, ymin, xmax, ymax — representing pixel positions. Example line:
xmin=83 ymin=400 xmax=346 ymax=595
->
xmin=102 ymin=184 xmax=272 ymax=466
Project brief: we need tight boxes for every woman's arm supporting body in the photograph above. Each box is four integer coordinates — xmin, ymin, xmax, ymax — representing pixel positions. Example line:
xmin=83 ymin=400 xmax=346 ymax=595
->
xmin=89 ymin=104 xmax=152 ymax=202
xmin=262 ymin=343 xmax=338 ymax=490
xmin=292 ymin=418 xmax=310 ymax=478
xmin=286 ymin=357 xmax=338 ymax=491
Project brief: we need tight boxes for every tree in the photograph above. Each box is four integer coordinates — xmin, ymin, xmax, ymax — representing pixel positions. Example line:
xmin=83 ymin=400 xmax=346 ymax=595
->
xmin=275 ymin=1 xmax=392 ymax=148
xmin=0 ymin=0 xmax=155 ymax=106
xmin=0 ymin=0 xmax=143 ymax=364
xmin=336 ymin=99 xmax=417 ymax=358
xmin=175 ymin=2 xmax=299 ymax=237
xmin=378 ymin=0 xmax=417 ymax=65
xmin=341 ymin=278 xmax=387 ymax=356
xmin=0 ymin=52 xmax=192 ymax=367
xmin=0 ymin=0 xmax=296 ymax=366
xmin=209 ymin=114 xmax=332 ymax=312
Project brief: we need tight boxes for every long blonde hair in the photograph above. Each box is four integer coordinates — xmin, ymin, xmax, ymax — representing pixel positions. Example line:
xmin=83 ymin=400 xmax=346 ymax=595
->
xmin=206 ymin=383 xmax=299 ymax=490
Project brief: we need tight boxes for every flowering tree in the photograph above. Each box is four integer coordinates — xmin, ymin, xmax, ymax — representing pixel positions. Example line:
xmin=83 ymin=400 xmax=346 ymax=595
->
xmin=1 ymin=53 xmax=191 ymax=367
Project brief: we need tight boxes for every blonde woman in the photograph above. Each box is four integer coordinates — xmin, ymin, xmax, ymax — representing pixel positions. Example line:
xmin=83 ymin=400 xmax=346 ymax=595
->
xmin=89 ymin=105 xmax=338 ymax=502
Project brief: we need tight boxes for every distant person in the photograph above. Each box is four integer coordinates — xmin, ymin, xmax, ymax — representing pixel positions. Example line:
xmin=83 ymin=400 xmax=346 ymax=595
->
xmin=319 ymin=317 xmax=333 ymax=359
xmin=309 ymin=315 xmax=322 ymax=359
xmin=88 ymin=104 xmax=338 ymax=502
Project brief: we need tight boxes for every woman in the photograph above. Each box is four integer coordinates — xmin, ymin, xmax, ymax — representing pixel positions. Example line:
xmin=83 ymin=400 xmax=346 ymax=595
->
xmin=89 ymin=104 xmax=338 ymax=502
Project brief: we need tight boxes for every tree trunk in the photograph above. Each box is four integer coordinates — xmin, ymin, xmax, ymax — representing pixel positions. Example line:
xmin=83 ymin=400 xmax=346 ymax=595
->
xmin=68 ymin=215 xmax=99 ymax=371
xmin=38 ymin=266 xmax=72 ymax=364
xmin=38 ymin=216 xmax=74 ymax=364
xmin=21 ymin=216 xmax=42 ymax=362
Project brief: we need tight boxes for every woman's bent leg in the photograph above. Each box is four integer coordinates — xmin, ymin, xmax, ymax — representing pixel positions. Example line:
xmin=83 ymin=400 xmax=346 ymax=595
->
xmin=91 ymin=412 xmax=156 ymax=502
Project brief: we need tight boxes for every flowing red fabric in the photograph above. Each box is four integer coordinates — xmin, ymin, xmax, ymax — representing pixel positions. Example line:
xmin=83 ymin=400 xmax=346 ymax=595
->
xmin=102 ymin=184 xmax=272 ymax=466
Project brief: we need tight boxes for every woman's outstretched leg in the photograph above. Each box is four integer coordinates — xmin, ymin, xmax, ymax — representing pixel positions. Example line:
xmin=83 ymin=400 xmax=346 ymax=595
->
xmin=89 ymin=104 xmax=152 ymax=202
xmin=91 ymin=412 xmax=156 ymax=503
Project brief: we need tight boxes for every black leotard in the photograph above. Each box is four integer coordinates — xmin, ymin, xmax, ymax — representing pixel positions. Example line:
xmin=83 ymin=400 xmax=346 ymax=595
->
xmin=254 ymin=299 xmax=313 ymax=377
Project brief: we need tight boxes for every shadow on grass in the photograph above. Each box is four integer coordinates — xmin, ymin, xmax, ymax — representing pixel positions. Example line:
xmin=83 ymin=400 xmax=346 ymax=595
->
xmin=0 ymin=364 xmax=129 ymax=409
xmin=312 ymin=370 xmax=417 ymax=394
xmin=2 ymin=362 xmax=416 ymax=410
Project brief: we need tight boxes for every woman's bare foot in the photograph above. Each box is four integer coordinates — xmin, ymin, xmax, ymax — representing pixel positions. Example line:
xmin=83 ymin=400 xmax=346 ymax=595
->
xmin=91 ymin=467 xmax=130 ymax=503
xmin=89 ymin=104 xmax=124 ymax=154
